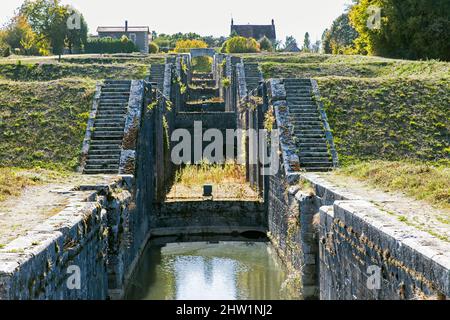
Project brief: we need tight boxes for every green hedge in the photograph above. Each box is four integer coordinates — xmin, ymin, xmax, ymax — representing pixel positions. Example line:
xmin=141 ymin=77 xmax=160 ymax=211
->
xmin=85 ymin=37 xmax=138 ymax=54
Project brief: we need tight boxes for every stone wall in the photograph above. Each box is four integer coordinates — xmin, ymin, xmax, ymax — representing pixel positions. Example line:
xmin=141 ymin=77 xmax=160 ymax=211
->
xmin=119 ymin=80 xmax=145 ymax=175
xmin=0 ymin=176 xmax=152 ymax=300
xmin=264 ymin=78 xmax=449 ymax=300
xmin=319 ymin=201 xmax=450 ymax=300
xmin=151 ymin=200 xmax=267 ymax=236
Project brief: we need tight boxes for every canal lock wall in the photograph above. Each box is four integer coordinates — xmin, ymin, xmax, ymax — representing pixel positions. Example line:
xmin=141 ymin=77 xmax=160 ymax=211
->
xmin=265 ymin=79 xmax=450 ymax=300
xmin=0 ymin=176 xmax=152 ymax=300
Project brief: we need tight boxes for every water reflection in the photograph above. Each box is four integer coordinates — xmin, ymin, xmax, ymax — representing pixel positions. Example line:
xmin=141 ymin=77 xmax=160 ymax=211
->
xmin=126 ymin=241 xmax=302 ymax=300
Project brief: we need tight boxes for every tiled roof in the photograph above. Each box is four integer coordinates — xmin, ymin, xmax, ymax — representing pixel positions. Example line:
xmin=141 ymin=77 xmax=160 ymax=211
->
xmin=97 ymin=26 xmax=149 ymax=33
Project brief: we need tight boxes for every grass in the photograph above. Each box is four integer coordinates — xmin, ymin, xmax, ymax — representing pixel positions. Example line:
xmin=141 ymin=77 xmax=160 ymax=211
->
xmin=318 ymin=77 xmax=450 ymax=164
xmin=0 ymin=167 xmax=66 ymax=202
xmin=242 ymin=53 xmax=450 ymax=165
xmin=174 ymin=162 xmax=246 ymax=187
xmin=0 ymin=78 xmax=95 ymax=170
xmin=338 ymin=161 xmax=450 ymax=210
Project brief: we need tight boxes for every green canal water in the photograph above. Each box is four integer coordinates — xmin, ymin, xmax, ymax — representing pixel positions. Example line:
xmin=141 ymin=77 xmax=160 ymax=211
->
xmin=125 ymin=240 xmax=302 ymax=300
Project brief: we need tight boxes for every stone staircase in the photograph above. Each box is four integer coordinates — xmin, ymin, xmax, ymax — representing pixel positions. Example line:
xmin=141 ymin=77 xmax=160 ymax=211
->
xmin=284 ymin=78 xmax=333 ymax=172
xmin=83 ymin=80 xmax=131 ymax=175
xmin=244 ymin=63 xmax=262 ymax=93
xmin=149 ymin=64 xmax=165 ymax=92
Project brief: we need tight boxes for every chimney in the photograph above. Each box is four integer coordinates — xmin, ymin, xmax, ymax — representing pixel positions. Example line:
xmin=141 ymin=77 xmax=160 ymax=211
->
xmin=125 ymin=20 xmax=128 ymax=32
xmin=231 ymin=18 xmax=234 ymax=26
xmin=272 ymin=19 xmax=275 ymax=26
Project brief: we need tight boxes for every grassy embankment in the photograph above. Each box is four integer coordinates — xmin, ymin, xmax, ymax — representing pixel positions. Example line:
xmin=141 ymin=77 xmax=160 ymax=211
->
xmin=242 ymin=53 xmax=450 ymax=209
xmin=0 ymin=54 xmax=165 ymax=201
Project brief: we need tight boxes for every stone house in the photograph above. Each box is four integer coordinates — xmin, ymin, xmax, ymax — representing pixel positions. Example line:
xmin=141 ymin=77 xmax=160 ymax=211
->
xmin=230 ymin=19 xmax=277 ymax=43
xmin=97 ymin=21 xmax=149 ymax=53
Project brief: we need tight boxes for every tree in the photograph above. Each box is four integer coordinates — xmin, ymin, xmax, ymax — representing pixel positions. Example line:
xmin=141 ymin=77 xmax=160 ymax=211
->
xmin=284 ymin=36 xmax=297 ymax=50
xmin=221 ymin=36 xmax=260 ymax=53
xmin=174 ymin=39 xmax=208 ymax=53
xmin=349 ymin=0 xmax=450 ymax=60
xmin=19 ymin=0 xmax=88 ymax=56
xmin=303 ymin=32 xmax=311 ymax=52
xmin=322 ymin=13 xmax=359 ymax=54
xmin=2 ymin=15 xmax=42 ymax=55
xmin=65 ymin=8 xmax=88 ymax=53
xmin=259 ymin=36 xmax=273 ymax=52
xmin=149 ymin=42 xmax=159 ymax=54
xmin=311 ymin=40 xmax=321 ymax=53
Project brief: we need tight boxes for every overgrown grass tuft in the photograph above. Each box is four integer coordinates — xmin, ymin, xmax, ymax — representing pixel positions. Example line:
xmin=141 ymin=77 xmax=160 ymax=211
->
xmin=338 ymin=161 xmax=450 ymax=209
xmin=174 ymin=162 xmax=246 ymax=187
xmin=0 ymin=168 xmax=66 ymax=202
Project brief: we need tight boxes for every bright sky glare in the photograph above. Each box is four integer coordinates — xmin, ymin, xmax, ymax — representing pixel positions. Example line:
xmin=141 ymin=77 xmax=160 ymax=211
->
xmin=0 ymin=0 xmax=353 ymax=43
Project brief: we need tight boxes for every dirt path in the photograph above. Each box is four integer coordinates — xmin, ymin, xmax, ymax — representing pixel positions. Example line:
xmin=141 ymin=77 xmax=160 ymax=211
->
xmin=313 ymin=172 xmax=450 ymax=242
xmin=0 ymin=174 xmax=116 ymax=246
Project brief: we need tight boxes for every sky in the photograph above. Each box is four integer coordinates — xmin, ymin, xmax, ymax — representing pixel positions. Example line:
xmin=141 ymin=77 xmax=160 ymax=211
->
xmin=0 ymin=0 xmax=353 ymax=43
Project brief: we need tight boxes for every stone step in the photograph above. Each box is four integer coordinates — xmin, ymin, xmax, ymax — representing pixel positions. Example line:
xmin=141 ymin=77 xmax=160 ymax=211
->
xmin=87 ymin=155 xmax=120 ymax=161
xmin=303 ymin=167 xmax=333 ymax=173
xmin=98 ymin=107 xmax=127 ymax=111
xmin=301 ymin=157 xmax=332 ymax=163
xmin=83 ymin=169 xmax=119 ymax=175
xmin=289 ymin=106 xmax=318 ymax=111
xmin=294 ymin=125 xmax=324 ymax=130
xmin=97 ymin=109 xmax=127 ymax=114
xmin=85 ymin=164 xmax=119 ymax=170
xmin=89 ymin=145 xmax=122 ymax=151
xmin=97 ymin=110 xmax=127 ymax=115
xmin=291 ymin=119 xmax=322 ymax=125
xmin=88 ymin=149 xmax=122 ymax=155
xmin=299 ymin=151 xmax=330 ymax=157
xmin=104 ymin=80 xmax=132 ymax=85
xmin=95 ymin=119 xmax=125 ymax=124
xmin=297 ymin=137 xmax=327 ymax=143
xmin=101 ymin=86 xmax=130 ymax=92
xmin=299 ymin=143 xmax=328 ymax=148
xmin=292 ymin=117 xmax=321 ymax=122
xmin=101 ymin=94 xmax=130 ymax=99
xmin=294 ymin=132 xmax=325 ymax=138
xmin=93 ymin=121 xmax=124 ymax=126
xmin=93 ymin=126 xmax=124 ymax=132
xmin=100 ymin=99 xmax=129 ymax=103
xmin=93 ymin=131 xmax=124 ymax=137
xmin=284 ymin=79 xmax=311 ymax=86
xmin=95 ymin=116 xmax=126 ymax=121
xmin=301 ymin=161 xmax=333 ymax=168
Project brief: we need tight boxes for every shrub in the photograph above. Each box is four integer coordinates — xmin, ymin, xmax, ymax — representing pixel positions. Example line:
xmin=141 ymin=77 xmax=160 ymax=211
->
xmin=174 ymin=39 xmax=207 ymax=53
xmin=221 ymin=36 xmax=260 ymax=53
xmin=259 ymin=36 xmax=273 ymax=52
xmin=85 ymin=37 xmax=138 ymax=54
xmin=192 ymin=56 xmax=212 ymax=72
xmin=149 ymin=42 xmax=159 ymax=54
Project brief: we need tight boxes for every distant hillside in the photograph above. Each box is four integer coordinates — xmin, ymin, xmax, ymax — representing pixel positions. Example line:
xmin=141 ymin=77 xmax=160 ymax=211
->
xmin=242 ymin=53 xmax=450 ymax=164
